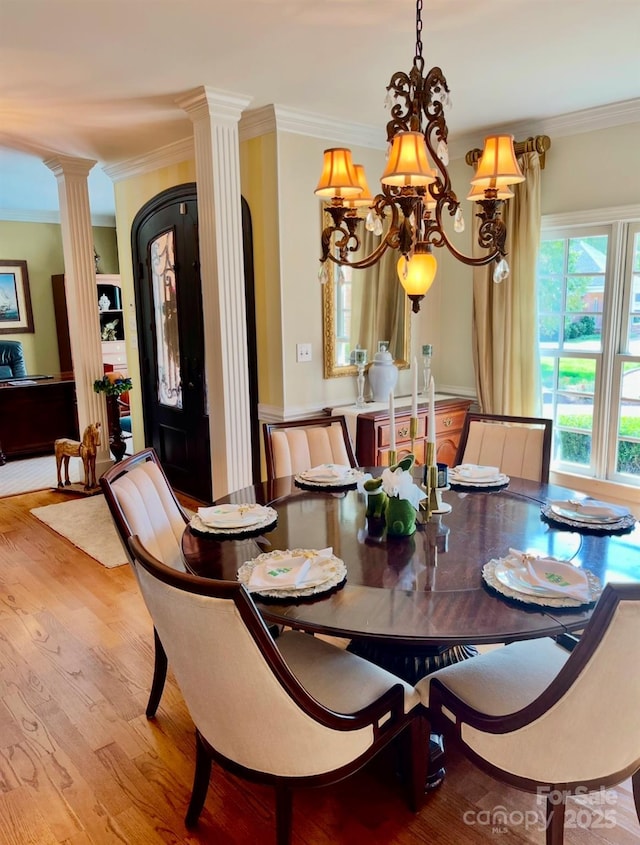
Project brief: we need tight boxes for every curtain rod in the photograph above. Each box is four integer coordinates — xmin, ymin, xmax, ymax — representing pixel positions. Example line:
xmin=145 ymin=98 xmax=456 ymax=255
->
xmin=465 ymin=135 xmax=551 ymax=169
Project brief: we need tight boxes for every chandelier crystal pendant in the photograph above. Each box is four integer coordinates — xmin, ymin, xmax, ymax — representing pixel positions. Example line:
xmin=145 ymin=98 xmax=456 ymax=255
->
xmin=314 ymin=0 xmax=525 ymax=312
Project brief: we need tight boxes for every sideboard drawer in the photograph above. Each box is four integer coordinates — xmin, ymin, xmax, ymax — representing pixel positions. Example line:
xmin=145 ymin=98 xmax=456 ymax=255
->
xmin=378 ymin=415 xmax=427 ymax=448
xmin=379 ymin=439 xmax=426 ymax=466
xmin=435 ymin=407 xmax=467 ymax=437
xmin=355 ymin=398 xmax=473 ymax=467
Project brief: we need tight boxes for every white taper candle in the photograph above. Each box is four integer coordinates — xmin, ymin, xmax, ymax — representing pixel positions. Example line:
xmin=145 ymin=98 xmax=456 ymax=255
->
xmin=427 ymin=375 xmax=436 ymax=447
xmin=389 ymin=390 xmax=396 ymax=451
xmin=411 ymin=356 xmax=418 ymax=418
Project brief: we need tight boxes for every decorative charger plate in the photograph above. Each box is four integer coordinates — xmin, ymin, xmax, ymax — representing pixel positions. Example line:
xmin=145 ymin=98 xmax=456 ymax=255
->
xmin=449 ymin=471 xmax=510 ymax=490
xmin=541 ymin=501 xmax=635 ymax=534
xmin=294 ymin=467 xmax=362 ymax=492
xmin=482 ymin=557 xmax=602 ymax=608
xmin=189 ymin=503 xmax=278 ymax=538
xmin=237 ymin=548 xmax=347 ymax=600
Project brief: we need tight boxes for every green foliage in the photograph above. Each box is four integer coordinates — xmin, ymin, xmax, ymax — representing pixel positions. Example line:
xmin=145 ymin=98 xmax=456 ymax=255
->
xmin=618 ymin=441 xmax=640 ymax=474
xmin=93 ymin=375 xmax=132 ymax=396
xmin=565 ymin=315 xmax=596 ymax=339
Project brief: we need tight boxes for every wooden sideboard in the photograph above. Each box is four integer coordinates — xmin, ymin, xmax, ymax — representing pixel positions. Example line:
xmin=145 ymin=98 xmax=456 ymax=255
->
xmin=0 ymin=376 xmax=79 ymax=463
xmin=355 ymin=397 xmax=472 ymax=467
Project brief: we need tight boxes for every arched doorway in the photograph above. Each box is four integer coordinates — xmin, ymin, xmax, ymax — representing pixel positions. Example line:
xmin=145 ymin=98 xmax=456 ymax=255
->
xmin=132 ymin=184 xmax=259 ymax=500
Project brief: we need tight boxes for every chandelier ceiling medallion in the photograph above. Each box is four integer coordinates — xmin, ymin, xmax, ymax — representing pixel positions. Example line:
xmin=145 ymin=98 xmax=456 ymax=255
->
xmin=315 ymin=0 xmax=525 ymax=313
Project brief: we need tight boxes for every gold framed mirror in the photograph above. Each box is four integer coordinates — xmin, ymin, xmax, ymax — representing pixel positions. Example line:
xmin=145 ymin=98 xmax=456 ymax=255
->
xmin=321 ymin=217 xmax=411 ymax=379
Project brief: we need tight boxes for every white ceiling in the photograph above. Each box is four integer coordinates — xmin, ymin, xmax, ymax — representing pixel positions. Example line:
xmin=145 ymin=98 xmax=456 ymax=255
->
xmin=1 ymin=0 xmax=639 ymax=219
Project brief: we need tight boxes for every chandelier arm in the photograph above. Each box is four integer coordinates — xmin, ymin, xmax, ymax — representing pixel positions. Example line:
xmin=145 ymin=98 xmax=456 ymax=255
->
xmin=440 ymin=235 xmax=502 ymax=267
xmin=320 ymin=223 xmax=360 ymax=263
xmin=323 ymin=231 xmax=399 ymax=270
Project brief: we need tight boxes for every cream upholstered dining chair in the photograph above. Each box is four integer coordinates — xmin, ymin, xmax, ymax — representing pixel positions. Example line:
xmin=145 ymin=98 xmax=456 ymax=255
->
xmin=263 ymin=415 xmax=357 ymax=480
xmin=416 ymin=583 xmax=640 ymax=845
xmin=100 ymin=448 xmax=190 ymax=717
xmin=454 ymin=412 xmax=553 ymax=483
xmin=128 ymin=535 xmax=429 ymax=845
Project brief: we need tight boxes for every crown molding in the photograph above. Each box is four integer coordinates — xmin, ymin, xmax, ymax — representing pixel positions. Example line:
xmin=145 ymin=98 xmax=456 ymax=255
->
xmin=542 ymin=204 xmax=640 ymax=230
xmin=102 ymin=97 xmax=640 ymax=185
xmin=449 ymin=98 xmax=640 ymax=161
xmin=240 ymin=104 xmax=385 ymax=149
xmin=103 ymin=137 xmax=195 ymax=182
xmin=0 ymin=208 xmax=116 ymax=226
xmin=177 ymin=86 xmax=252 ymax=124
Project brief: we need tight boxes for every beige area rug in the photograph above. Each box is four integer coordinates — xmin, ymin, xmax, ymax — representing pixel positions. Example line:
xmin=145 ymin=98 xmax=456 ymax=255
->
xmin=1 ymin=454 xmax=82 ymax=497
xmin=30 ymin=494 xmax=127 ymax=569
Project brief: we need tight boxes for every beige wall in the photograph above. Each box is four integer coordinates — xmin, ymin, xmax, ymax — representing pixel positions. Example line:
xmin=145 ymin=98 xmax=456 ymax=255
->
xmin=240 ymin=133 xmax=283 ymax=410
xmin=273 ymin=132 xmax=439 ymax=415
xmin=112 ymin=160 xmax=197 ymax=451
xmin=0 ymin=220 xmax=117 ymax=373
xmin=436 ymin=121 xmax=640 ymax=395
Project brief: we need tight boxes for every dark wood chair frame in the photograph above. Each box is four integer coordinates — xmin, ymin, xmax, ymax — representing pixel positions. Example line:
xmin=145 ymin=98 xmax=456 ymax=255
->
xmin=454 ymin=412 xmax=553 ymax=483
xmin=129 ymin=534 xmax=430 ymax=845
xmin=263 ymin=414 xmax=358 ymax=481
xmin=100 ymin=447 xmax=190 ymax=718
xmin=427 ymin=583 xmax=640 ymax=845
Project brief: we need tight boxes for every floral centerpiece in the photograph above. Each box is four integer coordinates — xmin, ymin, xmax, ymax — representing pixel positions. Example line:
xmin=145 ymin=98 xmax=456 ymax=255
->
xmin=358 ymin=454 xmax=426 ymax=537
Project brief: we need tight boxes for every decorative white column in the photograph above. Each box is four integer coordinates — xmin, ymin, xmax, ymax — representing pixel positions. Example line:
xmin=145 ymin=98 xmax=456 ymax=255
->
xmin=177 ymin=87 xmax=253 ymax=498
xmin=44 ymin=155 xmax=111 ymax=477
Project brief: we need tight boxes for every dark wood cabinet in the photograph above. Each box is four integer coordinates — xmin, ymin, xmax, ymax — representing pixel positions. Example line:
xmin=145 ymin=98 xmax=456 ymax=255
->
xmin=355 ymin=397 xmax=472 ymax=467
xmin=0 ymin=376 xmax=79 ymax=462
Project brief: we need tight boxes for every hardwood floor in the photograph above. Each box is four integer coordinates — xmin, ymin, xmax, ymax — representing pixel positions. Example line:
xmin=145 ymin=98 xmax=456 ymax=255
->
xmin=0 ymin=489 xmax=638 ymax=844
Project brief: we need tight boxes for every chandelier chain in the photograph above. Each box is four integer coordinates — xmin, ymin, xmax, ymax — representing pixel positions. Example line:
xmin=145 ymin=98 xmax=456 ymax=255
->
xmin=415 ymin=0 xmax=424 ymax=72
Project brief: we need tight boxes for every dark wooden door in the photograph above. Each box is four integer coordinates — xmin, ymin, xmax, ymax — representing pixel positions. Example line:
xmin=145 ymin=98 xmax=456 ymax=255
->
xmin=133 ymin=184 xmax=211 ymax=501
xmin=132 ymin=185 xmax=260 ymax=501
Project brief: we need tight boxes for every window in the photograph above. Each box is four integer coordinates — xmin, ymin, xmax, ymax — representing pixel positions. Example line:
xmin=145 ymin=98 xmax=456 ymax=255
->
xmin=333 ymin=263 xmax=353 ymax=367
xmin=537 ymin=210 xmax=640 ymax=485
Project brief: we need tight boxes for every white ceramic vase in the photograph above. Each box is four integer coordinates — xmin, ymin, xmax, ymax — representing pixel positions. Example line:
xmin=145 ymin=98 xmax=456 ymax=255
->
xmin=368 ymin=347 xmax=399 ymax=402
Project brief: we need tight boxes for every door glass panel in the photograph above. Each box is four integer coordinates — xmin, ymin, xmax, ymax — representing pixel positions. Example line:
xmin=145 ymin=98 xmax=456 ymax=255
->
xmin=151 ymin=230 xmax=182 ymax=409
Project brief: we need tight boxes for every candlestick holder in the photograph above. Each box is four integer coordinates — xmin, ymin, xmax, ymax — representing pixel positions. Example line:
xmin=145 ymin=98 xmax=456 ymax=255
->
xmin=387 ymin=449 xmax=397 ymax=467
xmin=421 ymin=344 xmax=433 ymax=395
xmin=409 ymin=416 xmax=418 ymax=456
xmin=354 ymin=348 xmax=368 ymax=408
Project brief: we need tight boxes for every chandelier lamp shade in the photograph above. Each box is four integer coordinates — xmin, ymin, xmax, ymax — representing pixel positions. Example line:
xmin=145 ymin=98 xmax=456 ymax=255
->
xmin=315 ymin=0 xmax=525 ymax=311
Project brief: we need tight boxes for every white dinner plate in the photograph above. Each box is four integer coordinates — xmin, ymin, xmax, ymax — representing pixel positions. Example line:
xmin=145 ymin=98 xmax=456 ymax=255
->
xmin=449 ymin=472 xmax=509 ymax=488
xmin=196 ymin=503 xmax=271 ymax=529
xmin=493 ymin=559 xmax=562 ymax=598
xmin=549 ymin=500 xmax=630 ymax=525
xmin=237 ymin=548 xmax=347 ymax=599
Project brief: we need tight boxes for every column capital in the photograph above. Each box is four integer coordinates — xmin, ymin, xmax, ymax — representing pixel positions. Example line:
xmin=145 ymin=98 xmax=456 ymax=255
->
xmin=44 ymin=155 xmax=97 ymax=180
xmin=176 ymin=86 xmax=252 ymax=125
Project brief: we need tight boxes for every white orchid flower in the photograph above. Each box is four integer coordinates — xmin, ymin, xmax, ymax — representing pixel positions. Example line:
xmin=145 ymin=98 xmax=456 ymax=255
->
xmin=381 ymin=467 xmax=426 ymax=509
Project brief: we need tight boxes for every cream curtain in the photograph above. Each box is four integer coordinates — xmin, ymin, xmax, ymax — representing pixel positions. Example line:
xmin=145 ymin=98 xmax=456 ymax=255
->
xmin=354 ymin=228 xmax=405 ymax=357
xmin=471 ymin=151 xmax=542 ymax=415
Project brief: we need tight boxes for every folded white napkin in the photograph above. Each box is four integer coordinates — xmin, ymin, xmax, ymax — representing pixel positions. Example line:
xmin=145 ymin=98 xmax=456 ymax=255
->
xmin=197 ymin=504 xmax=265 ymax=528
xmin=509 ymin=549 xmax=591 ymax=601
xmin=453 ymin=464 xmax=501 ymax=480
xmin=247 ymin=548 xmax=333 ymax=591
xmin=550 ymin=499 xmax=626 ymax=520
xmin=301 ymin=464 xmax=351 ymax=481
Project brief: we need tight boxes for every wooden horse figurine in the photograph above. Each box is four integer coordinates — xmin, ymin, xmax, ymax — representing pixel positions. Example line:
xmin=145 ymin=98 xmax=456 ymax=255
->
xmin=55 ymin=422 xmax=102 ymax=491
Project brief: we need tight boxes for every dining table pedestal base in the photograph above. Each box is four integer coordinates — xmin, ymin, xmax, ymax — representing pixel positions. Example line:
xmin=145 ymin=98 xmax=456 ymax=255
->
xmin=346 ymin=640 xmax=478 ymax=685
xmin=346 ymin=639 xmax=479 ymax=790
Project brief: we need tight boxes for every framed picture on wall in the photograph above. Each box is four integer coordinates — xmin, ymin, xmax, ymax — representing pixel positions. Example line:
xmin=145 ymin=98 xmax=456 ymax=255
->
xmin=0 ymin=260 xmax=34 ymax=334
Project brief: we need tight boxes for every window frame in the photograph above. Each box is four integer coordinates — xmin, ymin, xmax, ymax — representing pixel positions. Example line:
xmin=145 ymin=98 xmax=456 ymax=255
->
xmin=539 ymin=206 xmax=640 ymax=485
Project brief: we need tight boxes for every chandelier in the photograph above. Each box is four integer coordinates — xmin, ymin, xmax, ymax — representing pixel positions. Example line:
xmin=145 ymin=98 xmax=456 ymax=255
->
xmin=315 ymin=0 xmax=525 ymax=313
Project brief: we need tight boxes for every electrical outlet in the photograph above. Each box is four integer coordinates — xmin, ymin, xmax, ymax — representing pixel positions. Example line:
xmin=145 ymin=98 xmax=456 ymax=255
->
xmin=296 ymin=343 xmax=312 ymax=363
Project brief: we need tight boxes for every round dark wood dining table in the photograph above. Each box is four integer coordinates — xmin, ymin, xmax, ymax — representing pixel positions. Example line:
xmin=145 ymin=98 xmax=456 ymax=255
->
xmin=181 ymin=472 xmax=640 ymax=672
